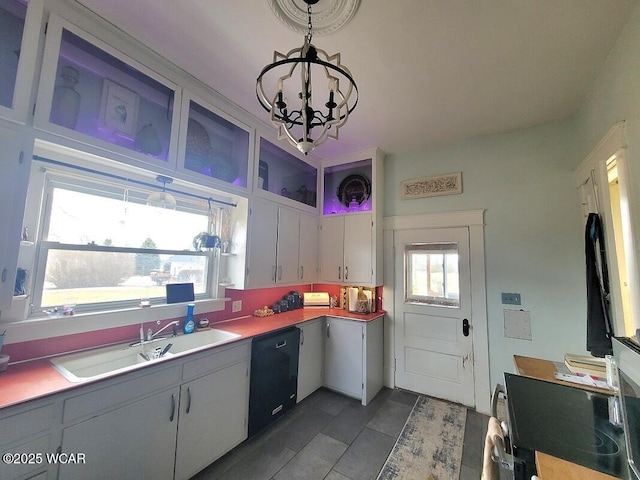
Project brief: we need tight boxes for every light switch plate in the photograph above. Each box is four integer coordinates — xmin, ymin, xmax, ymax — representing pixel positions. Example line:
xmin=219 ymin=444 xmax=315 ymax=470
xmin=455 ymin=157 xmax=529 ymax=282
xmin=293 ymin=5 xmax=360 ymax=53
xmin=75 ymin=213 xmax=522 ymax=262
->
xmin=501 ymin=292 xmax=521 ymax=305
xmin=232 ymin=300 xmax=242 ymax=312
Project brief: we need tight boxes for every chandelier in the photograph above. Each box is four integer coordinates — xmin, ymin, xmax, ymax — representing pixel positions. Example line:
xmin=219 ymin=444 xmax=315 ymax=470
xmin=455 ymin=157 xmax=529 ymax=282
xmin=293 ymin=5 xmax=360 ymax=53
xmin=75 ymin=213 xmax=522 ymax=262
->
xmin=257 ymin=0 xmax=358 ymax=155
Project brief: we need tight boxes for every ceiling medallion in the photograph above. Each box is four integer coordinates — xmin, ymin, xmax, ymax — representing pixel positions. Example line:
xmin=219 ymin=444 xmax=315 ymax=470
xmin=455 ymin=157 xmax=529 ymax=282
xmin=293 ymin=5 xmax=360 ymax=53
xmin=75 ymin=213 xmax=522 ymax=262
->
xmin=267 ymin=0 xmax=360 ymax=36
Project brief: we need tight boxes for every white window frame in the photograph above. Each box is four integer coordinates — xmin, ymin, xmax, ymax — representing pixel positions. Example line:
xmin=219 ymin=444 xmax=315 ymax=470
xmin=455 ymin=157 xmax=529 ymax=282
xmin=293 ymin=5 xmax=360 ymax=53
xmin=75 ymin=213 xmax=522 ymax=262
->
xmin=31 ymin=169 xmax=218 ymax=315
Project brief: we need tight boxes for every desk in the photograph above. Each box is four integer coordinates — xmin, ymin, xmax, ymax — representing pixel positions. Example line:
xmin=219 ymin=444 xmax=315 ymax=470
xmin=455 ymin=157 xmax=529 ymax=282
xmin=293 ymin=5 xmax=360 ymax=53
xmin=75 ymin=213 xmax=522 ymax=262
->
xmin=512 ymin=355 xmax=622 ymax=479
xmin=536 ymin=452 xmax=620 ymax=480
xmin=513 ymin=355 xmax=613 ymax=395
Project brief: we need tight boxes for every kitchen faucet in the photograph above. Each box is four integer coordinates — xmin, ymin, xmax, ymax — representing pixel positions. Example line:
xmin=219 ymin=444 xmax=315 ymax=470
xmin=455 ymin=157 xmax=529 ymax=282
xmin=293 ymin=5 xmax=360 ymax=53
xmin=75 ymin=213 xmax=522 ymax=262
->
xmin=131 ymin=320 xmax=179 ymax=347
xmin=147 ymin=320 xmax=180 ymax=341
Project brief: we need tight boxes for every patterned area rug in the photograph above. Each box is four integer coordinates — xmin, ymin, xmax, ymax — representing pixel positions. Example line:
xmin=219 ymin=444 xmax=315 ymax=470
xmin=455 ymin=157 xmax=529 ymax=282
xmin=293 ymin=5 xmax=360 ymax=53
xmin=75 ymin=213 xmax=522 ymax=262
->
xmin=377 ymin=396 xmax=467 ymax=480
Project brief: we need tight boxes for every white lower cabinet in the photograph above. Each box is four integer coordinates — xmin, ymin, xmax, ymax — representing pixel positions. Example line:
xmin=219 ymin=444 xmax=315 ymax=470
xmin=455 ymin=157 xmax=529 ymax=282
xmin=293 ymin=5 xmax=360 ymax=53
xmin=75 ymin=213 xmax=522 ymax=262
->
xmin=297 ymin=319 xmax=324 ymax=402
xmin=174 ymin=359 xmax=249 ymax=480
xmin=58 ymin=387 xmax=180 ymax=480
xmin=56 ymin=341 xmax=250 ymax=480
xmin=324 ymin=317 xmax=364 ymax=399
xmin=324 ymin=316 xmax=383 ymax=405
xmin=0 ymin=400 xmax=61 ymax=480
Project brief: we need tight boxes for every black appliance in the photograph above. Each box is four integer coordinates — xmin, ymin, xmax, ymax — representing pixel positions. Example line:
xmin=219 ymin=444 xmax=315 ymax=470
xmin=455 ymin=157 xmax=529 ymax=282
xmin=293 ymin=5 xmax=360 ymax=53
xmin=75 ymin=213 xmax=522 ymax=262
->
xmin=504 ymin=373 xmax=628 ymax=479
xmin=613 ymin=336 xmax=640 ymax=480
xmin=249 ymin=327 xmax=300 ymax=437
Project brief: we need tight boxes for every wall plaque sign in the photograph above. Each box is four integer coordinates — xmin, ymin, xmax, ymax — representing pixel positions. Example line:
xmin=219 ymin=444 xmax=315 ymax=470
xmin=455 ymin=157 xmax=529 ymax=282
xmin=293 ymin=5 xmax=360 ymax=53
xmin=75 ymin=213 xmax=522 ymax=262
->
xmin=401 ymin=172 xmax=462 ymax=199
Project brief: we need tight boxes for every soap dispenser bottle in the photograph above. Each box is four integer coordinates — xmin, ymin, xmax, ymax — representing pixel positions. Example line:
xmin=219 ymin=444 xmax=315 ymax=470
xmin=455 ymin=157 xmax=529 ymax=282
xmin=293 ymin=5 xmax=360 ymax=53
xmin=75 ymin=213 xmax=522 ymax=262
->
xmin=183 ymin=303 xmax=196 ymax=334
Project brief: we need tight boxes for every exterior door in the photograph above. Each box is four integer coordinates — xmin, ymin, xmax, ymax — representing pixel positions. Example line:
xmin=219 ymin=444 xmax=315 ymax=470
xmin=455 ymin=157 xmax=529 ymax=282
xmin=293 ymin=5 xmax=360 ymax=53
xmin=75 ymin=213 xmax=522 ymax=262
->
xmin=394 ymin=227 xmax=475 ymax=406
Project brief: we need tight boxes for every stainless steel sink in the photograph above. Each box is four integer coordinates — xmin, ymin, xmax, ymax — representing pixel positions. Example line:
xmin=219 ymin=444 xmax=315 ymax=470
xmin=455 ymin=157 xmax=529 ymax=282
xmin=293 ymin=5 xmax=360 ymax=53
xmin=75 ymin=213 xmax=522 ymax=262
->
xmin=50 ymin=328 xmax=241 ymax=382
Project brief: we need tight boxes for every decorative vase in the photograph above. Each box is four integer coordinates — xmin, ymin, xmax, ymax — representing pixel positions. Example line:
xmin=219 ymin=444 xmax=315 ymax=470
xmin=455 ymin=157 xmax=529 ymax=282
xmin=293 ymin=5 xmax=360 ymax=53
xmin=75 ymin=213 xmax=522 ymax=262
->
xmin=50 ymin=65 xmax=81 ymax=130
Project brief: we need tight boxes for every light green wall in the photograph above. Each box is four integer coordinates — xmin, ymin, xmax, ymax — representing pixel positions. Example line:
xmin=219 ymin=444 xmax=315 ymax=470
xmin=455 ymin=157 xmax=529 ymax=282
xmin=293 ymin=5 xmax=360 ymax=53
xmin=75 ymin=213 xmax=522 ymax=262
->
xmin=384 ymin=120 xmax=587 ymax=389
xmin=573 ymin=4 xmax=640 ymax=246
xmin=384 ymin=2 xmax=640 ymax=392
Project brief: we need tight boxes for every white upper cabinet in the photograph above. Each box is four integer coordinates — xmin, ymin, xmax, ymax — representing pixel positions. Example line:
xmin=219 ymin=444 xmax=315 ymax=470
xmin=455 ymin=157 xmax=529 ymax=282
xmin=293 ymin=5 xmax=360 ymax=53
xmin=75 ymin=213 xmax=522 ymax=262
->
xmin=319 ymin=213 xmax=373 ymax=285
xmin=176 ymin=92 xmax=252 ymax=191
xmin=318 ymin=148 xmax=384 ymax=286
xmin=0 ymin=121 xmax=32 ymax=311
xmin=34 ymin=14 xmax=182 ymax=172
xmin=0 ymin=0 xmax=43 ymax=123
xmin=298 ymin=212 xmax=318 ymax=283
xmin=246 ymin=199 xmax=304 ymax=288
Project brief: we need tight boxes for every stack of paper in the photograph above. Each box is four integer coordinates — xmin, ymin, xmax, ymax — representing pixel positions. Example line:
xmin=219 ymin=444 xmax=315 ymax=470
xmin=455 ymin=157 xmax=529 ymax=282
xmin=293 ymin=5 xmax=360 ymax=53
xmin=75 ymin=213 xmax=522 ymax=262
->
xmin=564 ymin=353 xmax=607 ymax=378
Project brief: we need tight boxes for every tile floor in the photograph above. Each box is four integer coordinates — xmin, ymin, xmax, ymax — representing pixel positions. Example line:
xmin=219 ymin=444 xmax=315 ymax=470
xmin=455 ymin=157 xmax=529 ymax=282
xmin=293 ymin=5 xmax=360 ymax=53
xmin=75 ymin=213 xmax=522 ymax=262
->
xmin=192 ymin=387 xmax=493 ymax=480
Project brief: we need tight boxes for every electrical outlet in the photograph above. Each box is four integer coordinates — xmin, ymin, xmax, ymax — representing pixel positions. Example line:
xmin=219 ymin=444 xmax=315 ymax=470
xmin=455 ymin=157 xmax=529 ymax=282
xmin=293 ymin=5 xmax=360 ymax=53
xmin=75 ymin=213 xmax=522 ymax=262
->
xmin=232 ymin=300 xmax=242 ymax=312
xmin=501 ymin=292 xmax=521 ymax=305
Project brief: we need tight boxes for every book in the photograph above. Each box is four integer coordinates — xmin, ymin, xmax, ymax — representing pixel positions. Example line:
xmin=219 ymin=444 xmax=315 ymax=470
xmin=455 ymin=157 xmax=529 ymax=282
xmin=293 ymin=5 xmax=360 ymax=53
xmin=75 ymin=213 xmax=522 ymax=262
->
xmin=564 ymin=353 xmax=607 ymax=378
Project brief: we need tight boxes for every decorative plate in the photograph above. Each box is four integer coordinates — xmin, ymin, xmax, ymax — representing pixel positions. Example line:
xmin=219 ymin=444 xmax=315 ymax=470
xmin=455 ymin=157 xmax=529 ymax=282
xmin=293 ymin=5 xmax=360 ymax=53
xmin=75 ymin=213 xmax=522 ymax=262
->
xmin=337 ymin=174 xmax=371 ymax=207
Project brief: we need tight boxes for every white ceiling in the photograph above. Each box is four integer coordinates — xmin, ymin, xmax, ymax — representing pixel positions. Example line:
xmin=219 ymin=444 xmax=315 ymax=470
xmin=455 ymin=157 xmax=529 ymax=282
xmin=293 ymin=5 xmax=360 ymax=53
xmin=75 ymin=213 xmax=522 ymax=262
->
xmin=74 ymin=0 xmax=638 ymax=158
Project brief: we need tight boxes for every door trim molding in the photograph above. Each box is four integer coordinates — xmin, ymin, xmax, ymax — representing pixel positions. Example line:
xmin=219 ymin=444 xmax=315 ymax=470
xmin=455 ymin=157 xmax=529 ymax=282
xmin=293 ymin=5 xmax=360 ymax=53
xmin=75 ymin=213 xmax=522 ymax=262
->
xmin=383 ymin=209 xmax=485 ymax=231
xmin=382 ymin=209 xmax=490 ymax=414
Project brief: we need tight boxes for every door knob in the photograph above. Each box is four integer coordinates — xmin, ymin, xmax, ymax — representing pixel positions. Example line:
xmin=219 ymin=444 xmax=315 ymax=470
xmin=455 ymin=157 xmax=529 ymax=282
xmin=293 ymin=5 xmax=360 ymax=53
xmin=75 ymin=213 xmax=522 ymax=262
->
xmin=462 ymin=319 xmax=470 ymax=337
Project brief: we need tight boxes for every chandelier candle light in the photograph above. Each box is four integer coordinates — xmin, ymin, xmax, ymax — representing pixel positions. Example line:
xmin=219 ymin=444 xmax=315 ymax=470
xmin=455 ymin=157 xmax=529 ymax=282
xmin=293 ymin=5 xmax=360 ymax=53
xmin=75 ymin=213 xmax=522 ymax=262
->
xmin=257 ymin=0 xmax=358 ymax=155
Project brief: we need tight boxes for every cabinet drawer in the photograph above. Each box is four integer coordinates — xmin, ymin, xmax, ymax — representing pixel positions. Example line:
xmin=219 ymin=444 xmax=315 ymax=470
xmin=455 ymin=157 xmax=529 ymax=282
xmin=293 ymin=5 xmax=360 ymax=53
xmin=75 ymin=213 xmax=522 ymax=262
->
xmin=0 ymin=433 xmax=52 ymax=480
xmin=0 ymin=402 xmax=58 ymax=447
xmin=182 ymin=341 xmax=249 ymax=382
xmin=63 ymin=364 xmax=182 ymax=423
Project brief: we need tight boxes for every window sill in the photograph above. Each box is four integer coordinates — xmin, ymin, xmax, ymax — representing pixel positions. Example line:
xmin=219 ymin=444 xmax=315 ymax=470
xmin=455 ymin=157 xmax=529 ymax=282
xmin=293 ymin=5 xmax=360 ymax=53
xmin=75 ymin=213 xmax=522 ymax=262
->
xmin=2 ymin=298 xmax=228 ymax=344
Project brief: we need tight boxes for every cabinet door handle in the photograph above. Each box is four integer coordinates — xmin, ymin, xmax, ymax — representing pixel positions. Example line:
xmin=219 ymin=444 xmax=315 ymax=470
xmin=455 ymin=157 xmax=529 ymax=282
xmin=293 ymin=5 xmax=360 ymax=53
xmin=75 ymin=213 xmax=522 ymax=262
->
xmin=300 ymin=265 xmax=304 ymax=280
xmin=1 ymin=268 xmax=6 ymax=283
xmin=300 ymin=330 xmax=305 ymax=345
xmin=272 ymin=265 xmax=277 ymax=282
xmin=278 ymin=265 xmax=283 ymax=281
xmin=170 ymin=393 xmax=176 ymax=422
xmin=186 ymin=387 xmax=192 ymax=414
xmin=345 ymin=266 xmax=349 ymax=280
xmin=326 ymin=322 xmax=330 ymax=338
xmin=338 ymin=266 xmax=341 ymax=280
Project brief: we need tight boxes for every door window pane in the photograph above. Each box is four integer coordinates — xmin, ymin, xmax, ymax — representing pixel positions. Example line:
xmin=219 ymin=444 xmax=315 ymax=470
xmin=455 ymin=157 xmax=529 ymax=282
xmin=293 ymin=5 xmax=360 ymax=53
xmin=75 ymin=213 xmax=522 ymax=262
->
xmin=406 ymin=242 xmax=460 ymax=307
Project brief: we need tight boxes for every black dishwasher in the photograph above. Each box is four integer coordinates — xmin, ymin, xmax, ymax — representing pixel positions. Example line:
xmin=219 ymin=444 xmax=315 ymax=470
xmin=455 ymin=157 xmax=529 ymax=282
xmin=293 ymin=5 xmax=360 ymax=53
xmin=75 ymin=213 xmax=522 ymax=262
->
xmin=249 ymin=326 xmax=300 ymax=437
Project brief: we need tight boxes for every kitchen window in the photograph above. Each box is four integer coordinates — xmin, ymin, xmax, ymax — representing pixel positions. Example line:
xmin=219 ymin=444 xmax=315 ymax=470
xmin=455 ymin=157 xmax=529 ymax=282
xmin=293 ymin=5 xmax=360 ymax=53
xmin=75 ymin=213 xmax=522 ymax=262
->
xmin=405 ymin=242 xmax=460 ymax=307
xmin=29 ymin=162 xmax=221 ymax=316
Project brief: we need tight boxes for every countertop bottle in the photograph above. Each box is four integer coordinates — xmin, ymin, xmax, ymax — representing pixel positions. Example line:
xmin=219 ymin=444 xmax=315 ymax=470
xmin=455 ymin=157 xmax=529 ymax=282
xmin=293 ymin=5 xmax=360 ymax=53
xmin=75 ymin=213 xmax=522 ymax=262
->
xmin=183 ymin=303 xmax=195 ymax=334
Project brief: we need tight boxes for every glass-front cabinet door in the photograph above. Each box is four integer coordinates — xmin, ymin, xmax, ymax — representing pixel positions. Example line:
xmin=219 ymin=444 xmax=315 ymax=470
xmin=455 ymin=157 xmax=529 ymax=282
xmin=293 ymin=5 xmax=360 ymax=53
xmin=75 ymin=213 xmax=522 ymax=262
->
xmin=256 ymin=136 xmax=318 ymax=210
xmin=34 ymin=14 xmax=180 ymax=170
xmin=177 ymin=93 xmax=251 ymax=189
xmin=0 ymin=0 xmax=43 ymax=122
